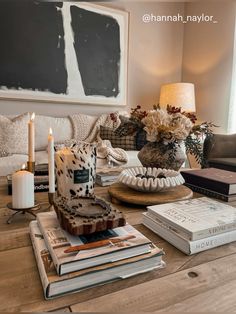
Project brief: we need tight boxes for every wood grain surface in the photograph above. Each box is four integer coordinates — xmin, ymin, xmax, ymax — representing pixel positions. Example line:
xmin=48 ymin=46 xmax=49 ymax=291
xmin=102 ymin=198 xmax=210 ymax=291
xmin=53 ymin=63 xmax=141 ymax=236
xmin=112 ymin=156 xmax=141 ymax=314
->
xmin=1 ymin=176 xmax=236 ymax=312
xmin=108 ymin=182 xmax=193 ymax=205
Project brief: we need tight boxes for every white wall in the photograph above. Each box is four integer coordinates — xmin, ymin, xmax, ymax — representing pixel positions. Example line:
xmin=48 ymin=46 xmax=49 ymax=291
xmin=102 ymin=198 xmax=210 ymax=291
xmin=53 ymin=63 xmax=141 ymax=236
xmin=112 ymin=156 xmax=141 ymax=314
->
xmin=182 ymin=1 xmax=236 ymax=133
xmin=0 ymin=1 xmax=184 ymax=116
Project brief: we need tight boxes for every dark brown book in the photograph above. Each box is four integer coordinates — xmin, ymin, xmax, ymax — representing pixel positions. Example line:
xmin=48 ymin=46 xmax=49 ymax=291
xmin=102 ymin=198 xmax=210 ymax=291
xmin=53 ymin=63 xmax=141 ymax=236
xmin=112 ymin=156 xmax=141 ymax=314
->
xmin=184 ymin=183 xmax=236 ymax=202
xmin=181 ymin=168 xmax=236 ymax=195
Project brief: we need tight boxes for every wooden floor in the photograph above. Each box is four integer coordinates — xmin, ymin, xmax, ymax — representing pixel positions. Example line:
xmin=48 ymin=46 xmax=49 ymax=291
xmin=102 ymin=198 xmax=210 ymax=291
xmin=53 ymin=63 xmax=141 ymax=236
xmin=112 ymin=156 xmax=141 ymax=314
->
xmin=1 ymin=177 xmax=236 ymax=312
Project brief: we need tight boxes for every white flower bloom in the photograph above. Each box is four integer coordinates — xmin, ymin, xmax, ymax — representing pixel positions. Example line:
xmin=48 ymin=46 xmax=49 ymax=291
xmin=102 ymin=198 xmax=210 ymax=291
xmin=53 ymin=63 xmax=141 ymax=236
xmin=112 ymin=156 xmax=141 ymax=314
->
xmin=141 ymin=110 xmax=193 ymax=143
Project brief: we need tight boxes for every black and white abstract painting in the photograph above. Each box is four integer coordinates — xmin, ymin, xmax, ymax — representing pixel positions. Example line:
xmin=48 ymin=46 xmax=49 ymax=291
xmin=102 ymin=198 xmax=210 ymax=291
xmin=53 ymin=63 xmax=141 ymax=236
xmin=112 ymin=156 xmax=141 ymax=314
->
xmin=0 ymin=2 xmax=128 ymax=106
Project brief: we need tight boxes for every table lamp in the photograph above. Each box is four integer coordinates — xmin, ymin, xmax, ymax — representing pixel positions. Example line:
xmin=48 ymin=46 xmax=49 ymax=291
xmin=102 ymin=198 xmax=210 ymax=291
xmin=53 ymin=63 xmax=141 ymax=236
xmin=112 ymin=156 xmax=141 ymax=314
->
xmin=159 ymin=83 xmax=196 ymax=112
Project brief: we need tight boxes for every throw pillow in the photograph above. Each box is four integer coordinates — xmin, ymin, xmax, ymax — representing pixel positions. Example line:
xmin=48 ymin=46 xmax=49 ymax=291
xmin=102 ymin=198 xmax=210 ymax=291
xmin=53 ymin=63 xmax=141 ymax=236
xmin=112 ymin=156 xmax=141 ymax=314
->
xmin=35 ymin=115 xmax=73 ymax=151
xmin=99 ymin=126 xmax=136 ymax=150
xmin=69 ymin=113 xmax=98 ymax=142
xmin=0 ymin=113 xmax=30 ymax=156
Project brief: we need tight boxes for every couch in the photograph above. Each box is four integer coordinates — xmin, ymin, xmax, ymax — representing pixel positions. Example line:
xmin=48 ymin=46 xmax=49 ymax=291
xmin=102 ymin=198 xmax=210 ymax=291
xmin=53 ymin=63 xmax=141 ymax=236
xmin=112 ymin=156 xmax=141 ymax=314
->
xmin=0 ymin=112 xmax=141 ymax=176
xmin=203 ymin=133 xmax=236 ymax=172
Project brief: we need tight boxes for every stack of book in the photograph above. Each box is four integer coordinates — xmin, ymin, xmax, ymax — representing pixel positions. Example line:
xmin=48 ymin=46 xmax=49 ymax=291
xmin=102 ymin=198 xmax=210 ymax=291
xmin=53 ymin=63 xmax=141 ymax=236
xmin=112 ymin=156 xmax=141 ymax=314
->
xmin=181 ymin=168 xmax=236 ymax=202
xmin=142 ymin=197 xmax=236 ymax=255
xmin=30 ymin=212 xmax=165 ymax=299
xmin=96 ymin=171 xmax=120 ymax=186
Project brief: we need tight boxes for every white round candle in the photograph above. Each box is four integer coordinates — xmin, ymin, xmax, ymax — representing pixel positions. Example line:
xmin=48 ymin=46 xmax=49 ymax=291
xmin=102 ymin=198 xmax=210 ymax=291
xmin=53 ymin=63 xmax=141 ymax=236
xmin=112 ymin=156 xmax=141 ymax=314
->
xmin=28 ymin=112 xmax=35 ymax=162
xmin=48 ymin=128 xmax=55 ymax=193
xmin=12 ymin=167 xmax=34 ymax=209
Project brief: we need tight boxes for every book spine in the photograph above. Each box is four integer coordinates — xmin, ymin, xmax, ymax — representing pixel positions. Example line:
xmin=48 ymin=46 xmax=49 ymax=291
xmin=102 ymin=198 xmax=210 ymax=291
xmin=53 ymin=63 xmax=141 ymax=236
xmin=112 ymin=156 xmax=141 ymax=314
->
xmin=181 ymin=172 xmax=230 ymax=195
xmin=29 ymin=221 xmax=50 ymax=299
xmin=8 ymin=182 xmax=50 ymax=195
xmin=36 ymin=217 xmax=61 ymax=276
xmin=185 ymin=183 xmax=229 ymax=202
xmin=147 ymin=212 xmax=192 ymax=240
xmin=190 ymin=229 xmax=236 ymax=254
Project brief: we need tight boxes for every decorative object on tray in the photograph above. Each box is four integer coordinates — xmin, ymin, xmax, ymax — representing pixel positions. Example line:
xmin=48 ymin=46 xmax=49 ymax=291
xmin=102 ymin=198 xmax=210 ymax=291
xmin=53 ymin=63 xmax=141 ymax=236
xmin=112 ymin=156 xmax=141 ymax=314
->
xmin=108 ymin=182 xmax=193 ymax=206
xmin=55 ymin=141 xmax=97 ymax=199
xmin=118 ymin=167 xmax=184 ymax=192
xmin=115 ymin=104 xmax=216 ymax=169
xmin=54 ymin=196 xmax=126 ymax=235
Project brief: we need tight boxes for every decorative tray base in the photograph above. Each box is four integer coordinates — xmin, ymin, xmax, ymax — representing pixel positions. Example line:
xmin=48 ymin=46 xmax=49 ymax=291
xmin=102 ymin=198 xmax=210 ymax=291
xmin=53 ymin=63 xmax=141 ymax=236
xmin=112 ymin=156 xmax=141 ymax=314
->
xmin=6 ymin=202 xmax=41 ymax=224
xmin=54 ymin=196 xmax=126 ymax=235
xmin=108 ymin=183 xmax=193 ymax=206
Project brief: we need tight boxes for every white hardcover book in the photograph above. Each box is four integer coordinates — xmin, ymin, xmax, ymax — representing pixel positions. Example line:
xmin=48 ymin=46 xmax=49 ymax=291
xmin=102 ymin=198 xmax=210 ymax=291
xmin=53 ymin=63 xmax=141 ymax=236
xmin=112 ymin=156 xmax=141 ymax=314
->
xmin=143 ymin=213 xmax=236 ymax=255
xmin=37 ymin=211 xmax=153 ymax=275
xmin=30 ymin=220 xmax=165 ymax=299
xmin=147 ymin=197 xmax=236 ymax=241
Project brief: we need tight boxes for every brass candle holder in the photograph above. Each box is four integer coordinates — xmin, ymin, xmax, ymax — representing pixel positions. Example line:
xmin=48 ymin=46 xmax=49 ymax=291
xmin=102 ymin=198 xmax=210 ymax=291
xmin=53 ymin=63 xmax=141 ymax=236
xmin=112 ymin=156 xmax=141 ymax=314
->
xmin=27 ymin=161 xmax=35 ymax=174
xmin=6 ymin=202 xmax=41 ymax=224
xmin=48 ymin=192 xmax=56 ymax=206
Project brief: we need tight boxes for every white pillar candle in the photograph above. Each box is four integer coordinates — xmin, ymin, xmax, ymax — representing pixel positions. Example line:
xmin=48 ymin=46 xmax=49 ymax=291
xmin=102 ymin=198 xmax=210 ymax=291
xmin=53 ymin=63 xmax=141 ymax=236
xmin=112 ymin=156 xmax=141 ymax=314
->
xmin=12 ymin=165 xmax=34 ymax=209
xmin=48 ymin=128 xmax=55 ymax=193
xmin=28 ymin=112 xmax=35 ymax=162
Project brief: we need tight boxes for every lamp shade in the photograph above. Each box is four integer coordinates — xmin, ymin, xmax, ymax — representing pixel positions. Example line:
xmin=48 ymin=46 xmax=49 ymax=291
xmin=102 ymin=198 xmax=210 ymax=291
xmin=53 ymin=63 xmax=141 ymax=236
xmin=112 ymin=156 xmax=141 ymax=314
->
xmin=159 ymin=83 xmax=196 ymax=112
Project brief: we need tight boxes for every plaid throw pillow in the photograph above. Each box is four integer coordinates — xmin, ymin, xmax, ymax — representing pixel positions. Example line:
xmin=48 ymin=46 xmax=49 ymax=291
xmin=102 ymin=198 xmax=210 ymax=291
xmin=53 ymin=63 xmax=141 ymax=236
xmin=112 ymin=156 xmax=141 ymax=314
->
xmin=100 ymin=126 xmax=136 ymax=150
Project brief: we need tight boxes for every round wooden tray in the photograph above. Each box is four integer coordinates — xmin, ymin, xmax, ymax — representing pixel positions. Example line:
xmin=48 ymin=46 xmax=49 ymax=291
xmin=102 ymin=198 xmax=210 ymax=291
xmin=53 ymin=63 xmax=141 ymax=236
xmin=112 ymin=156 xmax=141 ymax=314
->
xmin=108 ymin=183 xmax=193 ymax=206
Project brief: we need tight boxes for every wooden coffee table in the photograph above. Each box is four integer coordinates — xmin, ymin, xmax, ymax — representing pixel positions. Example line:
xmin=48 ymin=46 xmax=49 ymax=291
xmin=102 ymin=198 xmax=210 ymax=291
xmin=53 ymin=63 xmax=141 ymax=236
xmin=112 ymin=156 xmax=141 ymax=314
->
xmin=1 ymin=177 xmax=236 ymax=312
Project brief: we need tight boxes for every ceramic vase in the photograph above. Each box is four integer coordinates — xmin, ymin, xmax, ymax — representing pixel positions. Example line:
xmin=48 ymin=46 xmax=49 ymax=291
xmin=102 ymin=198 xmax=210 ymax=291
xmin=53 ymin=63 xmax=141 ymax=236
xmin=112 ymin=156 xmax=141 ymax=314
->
xmin=137 ymin=141 xmax=186 ymax=171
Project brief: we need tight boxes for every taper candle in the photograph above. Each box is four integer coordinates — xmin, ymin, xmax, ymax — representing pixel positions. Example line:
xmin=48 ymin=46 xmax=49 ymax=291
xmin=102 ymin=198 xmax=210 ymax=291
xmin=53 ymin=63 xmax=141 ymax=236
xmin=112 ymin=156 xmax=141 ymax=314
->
xmin=12 ymin=164 xmax=34 ymax=209
xmin=48 ymin=128 xmax=55 ymax=193
xmin=28 ymin=112 xmax=35 ymax=162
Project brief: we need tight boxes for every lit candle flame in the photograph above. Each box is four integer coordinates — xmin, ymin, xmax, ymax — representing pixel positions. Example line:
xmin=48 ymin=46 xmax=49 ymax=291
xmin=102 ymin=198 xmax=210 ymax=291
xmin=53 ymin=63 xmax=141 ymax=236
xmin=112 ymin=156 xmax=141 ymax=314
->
xmin=30 ymin=112 xmax=35 ymax=121
xmin=49 ymin=127 xmax=53 ymax=136
xmin=21 ymin=164 xmax=26 ymax=170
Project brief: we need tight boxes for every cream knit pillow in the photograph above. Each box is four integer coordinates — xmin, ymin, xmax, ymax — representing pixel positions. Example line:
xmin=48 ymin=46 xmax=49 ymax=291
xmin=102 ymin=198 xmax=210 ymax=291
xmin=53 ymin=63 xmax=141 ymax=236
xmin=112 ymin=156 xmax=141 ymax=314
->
xmin=0 ymin=113 xmax=30 ymax=156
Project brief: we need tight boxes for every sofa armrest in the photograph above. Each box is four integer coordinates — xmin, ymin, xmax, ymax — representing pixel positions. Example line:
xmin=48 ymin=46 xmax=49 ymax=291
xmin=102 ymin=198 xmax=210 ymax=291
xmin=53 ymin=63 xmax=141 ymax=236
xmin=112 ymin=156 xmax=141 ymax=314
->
xmin=203 ymin=134 xmax=236 ymax=161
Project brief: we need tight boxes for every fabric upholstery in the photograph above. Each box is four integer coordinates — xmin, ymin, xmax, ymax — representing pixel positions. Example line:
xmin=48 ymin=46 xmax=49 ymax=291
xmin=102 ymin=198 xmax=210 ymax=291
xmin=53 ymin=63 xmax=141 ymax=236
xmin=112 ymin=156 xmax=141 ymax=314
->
xmin=100 ymin=126 xmax=136 ymax=150
xmin=69 ymin=113 xmax=98 ymax=142
xmin=0 ymin=150 xmax=141 ymax=176
xmin=0 ymin=113 xmax=30 ymax=156
xmin=203 ymin=133 xmax=236 ymax=172
xmin=35 ymin=115 xmax=73 ymax=151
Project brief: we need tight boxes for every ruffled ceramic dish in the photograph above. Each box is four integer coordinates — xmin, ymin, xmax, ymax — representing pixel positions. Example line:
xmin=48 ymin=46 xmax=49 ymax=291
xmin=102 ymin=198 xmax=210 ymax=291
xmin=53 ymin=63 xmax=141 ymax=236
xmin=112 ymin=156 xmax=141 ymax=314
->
xmin=118 ymin=167 xmax=185 ymax=192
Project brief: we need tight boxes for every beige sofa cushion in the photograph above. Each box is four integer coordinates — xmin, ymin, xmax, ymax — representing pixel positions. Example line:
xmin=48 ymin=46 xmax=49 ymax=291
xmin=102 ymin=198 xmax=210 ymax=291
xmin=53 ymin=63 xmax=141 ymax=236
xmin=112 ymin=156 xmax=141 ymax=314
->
xmin=0 ymin=113 xmax=30 ymax=155
xmin=35 ymin=115 xmax=73 ymax=151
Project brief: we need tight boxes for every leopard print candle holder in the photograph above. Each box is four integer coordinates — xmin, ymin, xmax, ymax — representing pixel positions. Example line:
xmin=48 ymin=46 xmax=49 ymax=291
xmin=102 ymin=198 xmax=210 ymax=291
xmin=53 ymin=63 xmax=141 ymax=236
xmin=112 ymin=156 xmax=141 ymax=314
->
xmin=55 ymin=142 xmax=96 ymax=199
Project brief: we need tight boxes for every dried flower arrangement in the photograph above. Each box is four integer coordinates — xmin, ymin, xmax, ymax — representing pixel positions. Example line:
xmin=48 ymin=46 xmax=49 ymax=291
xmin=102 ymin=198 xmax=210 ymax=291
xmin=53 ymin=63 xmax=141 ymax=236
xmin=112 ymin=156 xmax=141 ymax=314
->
xmin=115 ymin=105 xmax=217 ymax=167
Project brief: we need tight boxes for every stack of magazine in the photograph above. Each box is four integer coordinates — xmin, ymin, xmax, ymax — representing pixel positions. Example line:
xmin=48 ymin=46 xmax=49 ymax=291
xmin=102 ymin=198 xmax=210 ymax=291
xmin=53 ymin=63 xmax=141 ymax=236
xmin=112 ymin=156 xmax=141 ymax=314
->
xmin=143 ymin=197 xmax=236 ymax=255
xmin=30 ymin=212 xmax=165 ymax=299
xmin=96 ymin=171 xmax=120 ymax=186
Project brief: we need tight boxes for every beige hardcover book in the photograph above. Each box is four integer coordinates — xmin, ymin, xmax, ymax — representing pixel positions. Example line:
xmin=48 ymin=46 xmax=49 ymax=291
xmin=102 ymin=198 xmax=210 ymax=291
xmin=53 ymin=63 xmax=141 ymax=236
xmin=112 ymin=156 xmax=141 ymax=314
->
xmin=147 ymin=197 xmax=236 ymax=241
xmin=143 ymin=212 xmax=236 ymax=255
xmin=30 ymin=221 xmax=165 ymax=299
xmin=37 ymin=211 xmax=155 ymax=275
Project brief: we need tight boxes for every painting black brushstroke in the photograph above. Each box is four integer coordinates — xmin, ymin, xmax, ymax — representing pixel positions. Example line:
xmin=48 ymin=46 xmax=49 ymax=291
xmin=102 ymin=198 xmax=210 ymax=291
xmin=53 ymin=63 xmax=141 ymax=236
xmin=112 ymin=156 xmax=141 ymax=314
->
xmin=0 ymin=1 xmax=67 ymax=94
xmin=70 ymin=6 xmax=120 ymax=97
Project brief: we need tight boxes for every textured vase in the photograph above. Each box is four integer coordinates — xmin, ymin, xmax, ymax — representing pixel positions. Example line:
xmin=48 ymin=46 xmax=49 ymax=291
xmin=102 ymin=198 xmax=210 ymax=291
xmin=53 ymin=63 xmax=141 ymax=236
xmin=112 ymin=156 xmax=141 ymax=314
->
xmin=137 ymin=142 xmax=186 ymax=171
